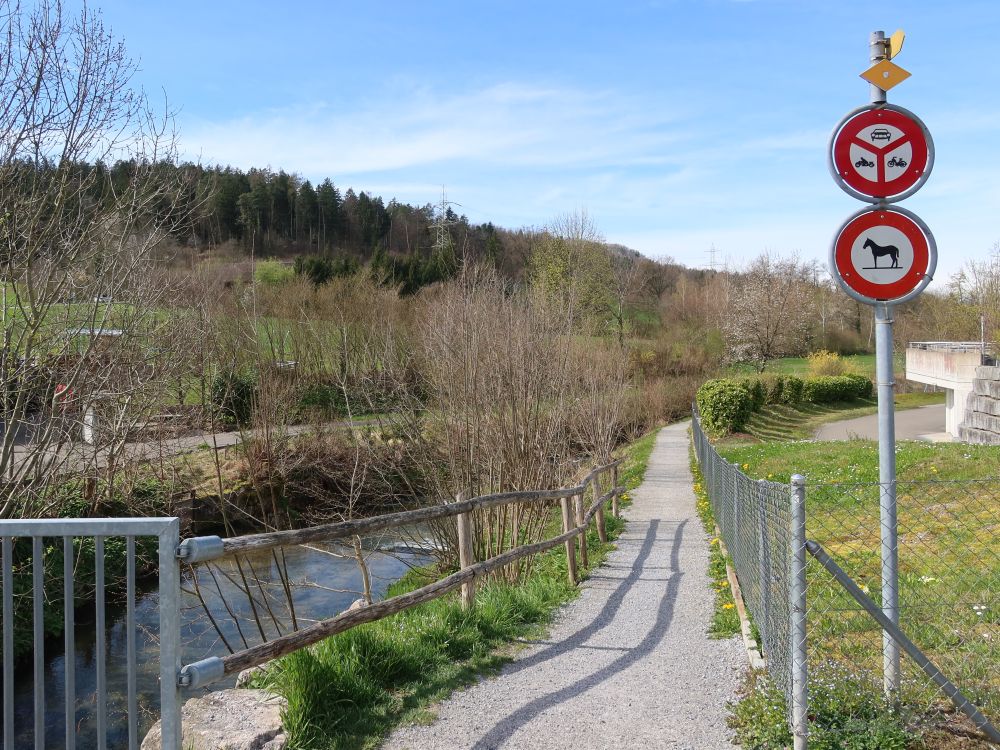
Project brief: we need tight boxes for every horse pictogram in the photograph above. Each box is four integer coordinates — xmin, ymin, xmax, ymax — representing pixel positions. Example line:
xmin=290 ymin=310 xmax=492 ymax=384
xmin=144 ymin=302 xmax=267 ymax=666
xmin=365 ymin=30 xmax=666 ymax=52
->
xmin=863 ymin=237 xmax=900 ymax=269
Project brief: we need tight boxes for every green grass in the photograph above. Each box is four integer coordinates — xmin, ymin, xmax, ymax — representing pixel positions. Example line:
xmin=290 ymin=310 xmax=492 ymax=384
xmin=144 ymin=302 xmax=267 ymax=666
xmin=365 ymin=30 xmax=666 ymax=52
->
xmin=716 ymin=438 xmax=1000 ymax=740
xmin=688 ymin=449 xmax=740 ymax=638
xmin=257 ymin=430 xmax=657 ymax=749
xmin=727 ymin=353 xmax=903 ymax=378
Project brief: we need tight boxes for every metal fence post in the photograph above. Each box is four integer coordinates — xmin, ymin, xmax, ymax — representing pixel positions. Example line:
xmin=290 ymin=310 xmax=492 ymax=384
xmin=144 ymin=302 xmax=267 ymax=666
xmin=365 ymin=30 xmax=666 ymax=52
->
xmin=790 ymin=474 xmax=808 ymax=750
xmin=757 ymin=480 xmax=771 ymax=639
xmin=159 ymin=519 xmax=182 ymax=750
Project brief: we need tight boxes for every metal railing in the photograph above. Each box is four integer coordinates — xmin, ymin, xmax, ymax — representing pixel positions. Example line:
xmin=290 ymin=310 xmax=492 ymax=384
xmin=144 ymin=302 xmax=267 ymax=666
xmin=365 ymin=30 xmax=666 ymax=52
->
xmin=692 ymin=411 xmax=1000 ymax=747
xmin=0 ymin=518 xmax=181 ymax=750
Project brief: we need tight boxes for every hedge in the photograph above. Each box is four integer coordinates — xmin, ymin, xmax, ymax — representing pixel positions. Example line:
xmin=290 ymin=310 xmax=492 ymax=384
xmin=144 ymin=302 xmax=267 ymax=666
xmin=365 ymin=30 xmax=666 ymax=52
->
xmin=782 ymin=375 xmax=804 ymax=404
xmin=696 ymin=379 xmax=753 ymax=435
xmin=696 ymin=373 xmax=872 ymax=434
xmin=801 ymin=375 xmax=872 ymax=404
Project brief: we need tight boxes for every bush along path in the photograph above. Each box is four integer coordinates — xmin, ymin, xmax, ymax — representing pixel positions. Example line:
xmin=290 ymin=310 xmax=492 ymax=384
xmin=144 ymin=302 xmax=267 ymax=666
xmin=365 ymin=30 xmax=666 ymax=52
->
xmin=380 ymin=421 xmax=743 ymax=750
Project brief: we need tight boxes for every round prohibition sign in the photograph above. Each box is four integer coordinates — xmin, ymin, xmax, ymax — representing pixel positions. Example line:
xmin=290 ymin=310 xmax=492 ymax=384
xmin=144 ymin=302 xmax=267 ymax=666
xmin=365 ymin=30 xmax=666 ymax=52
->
xmin=828 ymin=103 xmax=934 ymax=203
xmin=830 ymin=206 xmax=936 ymax=305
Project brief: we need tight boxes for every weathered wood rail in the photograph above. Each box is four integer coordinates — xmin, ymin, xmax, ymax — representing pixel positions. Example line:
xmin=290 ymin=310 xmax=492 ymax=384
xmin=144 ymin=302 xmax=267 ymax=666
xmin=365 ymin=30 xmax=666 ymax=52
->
xmin=177 ymin=458 xmax=625 ymax=687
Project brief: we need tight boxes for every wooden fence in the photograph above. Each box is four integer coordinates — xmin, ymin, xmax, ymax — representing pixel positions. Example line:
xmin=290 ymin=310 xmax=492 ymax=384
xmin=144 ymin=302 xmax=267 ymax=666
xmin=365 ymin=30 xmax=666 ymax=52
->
xmin=181 ymin=458 xmax=624 ymax=681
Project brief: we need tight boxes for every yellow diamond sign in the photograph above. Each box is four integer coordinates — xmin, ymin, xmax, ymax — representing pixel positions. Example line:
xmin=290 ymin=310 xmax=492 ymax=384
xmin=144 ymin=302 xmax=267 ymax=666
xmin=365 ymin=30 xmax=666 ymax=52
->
xmin=860 ymin=59 xmax=911 ymax=91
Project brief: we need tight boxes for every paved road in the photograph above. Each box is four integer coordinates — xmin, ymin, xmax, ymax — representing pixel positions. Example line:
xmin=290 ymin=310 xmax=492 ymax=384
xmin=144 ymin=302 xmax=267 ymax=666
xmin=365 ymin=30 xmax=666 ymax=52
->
xmin=813 ymin=404 xmax=951 ymax=442
xmin=381 ymin=421 xmax=743 ymax=750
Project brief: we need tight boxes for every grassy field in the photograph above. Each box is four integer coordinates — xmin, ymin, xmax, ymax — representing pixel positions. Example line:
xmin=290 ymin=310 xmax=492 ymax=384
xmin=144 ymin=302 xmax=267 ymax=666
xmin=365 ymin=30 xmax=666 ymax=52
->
xmin=716 ymin=426 xmax=1000 ymax=746
xmin=256 ymin=429 xmax=658 ymax=749
xmin=727 ymin=353 xmax=900 ymax=377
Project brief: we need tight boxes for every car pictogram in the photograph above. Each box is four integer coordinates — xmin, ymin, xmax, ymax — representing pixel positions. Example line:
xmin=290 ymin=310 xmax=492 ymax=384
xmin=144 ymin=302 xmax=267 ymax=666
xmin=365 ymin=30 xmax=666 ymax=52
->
xmin=870 ymin=128 xmax=892 ymax=142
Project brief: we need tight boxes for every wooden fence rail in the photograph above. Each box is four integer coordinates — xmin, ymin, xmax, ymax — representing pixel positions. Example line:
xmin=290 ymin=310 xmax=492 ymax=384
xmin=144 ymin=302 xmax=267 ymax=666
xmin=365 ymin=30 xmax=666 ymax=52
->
xmin=217 ymin=483 xmax=622 ymax=678
xmin=186 ymin=458 xmax=625 ymax=682
xmin=217 ymin=459 xmax=624 ymax=557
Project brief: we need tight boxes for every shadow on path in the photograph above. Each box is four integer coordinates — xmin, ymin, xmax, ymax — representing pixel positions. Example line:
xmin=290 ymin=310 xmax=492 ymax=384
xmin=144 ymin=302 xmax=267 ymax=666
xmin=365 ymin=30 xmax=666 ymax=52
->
xmin=471 ymin=519 xmax=687 ymax=749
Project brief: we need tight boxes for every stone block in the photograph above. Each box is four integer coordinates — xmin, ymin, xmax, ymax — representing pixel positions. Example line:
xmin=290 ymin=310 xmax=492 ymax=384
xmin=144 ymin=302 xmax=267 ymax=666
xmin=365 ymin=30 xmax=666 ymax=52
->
xmin=141 ymin=689 xmax=287 ymax=750
xmin=959 ymin=425 xmax=1000 ymax=445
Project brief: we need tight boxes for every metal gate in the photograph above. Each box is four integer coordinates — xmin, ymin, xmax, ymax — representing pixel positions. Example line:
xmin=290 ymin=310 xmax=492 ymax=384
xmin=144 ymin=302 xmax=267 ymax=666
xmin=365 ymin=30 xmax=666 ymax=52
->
xmin=0 ymin=518 xmax=181 ymax=750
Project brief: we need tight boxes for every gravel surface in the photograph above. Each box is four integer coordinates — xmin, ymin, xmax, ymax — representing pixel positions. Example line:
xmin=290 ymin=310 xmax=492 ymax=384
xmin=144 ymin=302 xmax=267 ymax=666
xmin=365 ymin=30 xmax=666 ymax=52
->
xmin=381 ymin=421 xmax=744 ymax=750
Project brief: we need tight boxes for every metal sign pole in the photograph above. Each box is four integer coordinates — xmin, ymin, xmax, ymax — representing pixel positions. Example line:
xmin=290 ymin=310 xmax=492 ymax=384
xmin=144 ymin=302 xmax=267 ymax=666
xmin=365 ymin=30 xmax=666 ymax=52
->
xmin=869 ymin=29 xmax=902 ymax=696
xmin=875 ymin=301 xmax=901 ymax=694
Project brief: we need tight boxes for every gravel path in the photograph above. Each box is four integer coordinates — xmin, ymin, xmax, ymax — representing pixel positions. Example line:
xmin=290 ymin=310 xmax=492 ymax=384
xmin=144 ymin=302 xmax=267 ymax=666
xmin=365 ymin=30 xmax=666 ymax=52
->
xmin=381 ymin=421 xmax=744 ymax=750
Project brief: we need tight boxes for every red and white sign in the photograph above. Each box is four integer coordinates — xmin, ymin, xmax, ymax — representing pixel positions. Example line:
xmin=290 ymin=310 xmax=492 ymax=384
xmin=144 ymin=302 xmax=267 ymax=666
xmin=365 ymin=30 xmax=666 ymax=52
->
xmin=832 ymin=208 xmax=933 ymax=302
xmin=831 ymin=105 xmax=931 ymax=200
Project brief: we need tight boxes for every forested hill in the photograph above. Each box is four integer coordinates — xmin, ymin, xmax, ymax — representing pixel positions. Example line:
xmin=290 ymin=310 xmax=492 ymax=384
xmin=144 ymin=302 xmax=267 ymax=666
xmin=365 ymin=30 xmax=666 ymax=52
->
xmin=158 ymin=162 xmax=696 ymax=294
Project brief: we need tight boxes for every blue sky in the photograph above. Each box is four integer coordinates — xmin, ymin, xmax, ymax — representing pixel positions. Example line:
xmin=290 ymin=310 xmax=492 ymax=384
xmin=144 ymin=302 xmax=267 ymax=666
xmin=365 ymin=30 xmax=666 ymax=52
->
xmin=100 ymin=0 xmax=1000 ymax=282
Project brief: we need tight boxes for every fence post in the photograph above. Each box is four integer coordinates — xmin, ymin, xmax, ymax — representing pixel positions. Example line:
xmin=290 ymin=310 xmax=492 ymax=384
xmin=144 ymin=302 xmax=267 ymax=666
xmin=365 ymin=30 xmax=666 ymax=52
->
xmin=574 ymin=493 xmax=589 ymax=568
xmin=560 ymin=496 xmax=577 ymax=585
xmin=594 ymin=472 xmax=608 ymax=543
xmin=159 ymin=518 xmax=182 ymax=750
xmin=790 ymin=474 xmax=808 ymax=750
xmin=757 ymin=480 xmax=771 ymax=640
xmin=456 ymin=492 xmax=476 ymax=610
xmin=611 ymin=463 xmax=620 ymax=518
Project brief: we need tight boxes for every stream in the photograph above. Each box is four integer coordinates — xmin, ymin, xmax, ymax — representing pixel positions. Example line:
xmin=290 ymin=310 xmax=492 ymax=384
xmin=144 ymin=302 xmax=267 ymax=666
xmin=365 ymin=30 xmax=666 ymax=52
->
xmin=7 ymin=532 xmax=433 ymax=749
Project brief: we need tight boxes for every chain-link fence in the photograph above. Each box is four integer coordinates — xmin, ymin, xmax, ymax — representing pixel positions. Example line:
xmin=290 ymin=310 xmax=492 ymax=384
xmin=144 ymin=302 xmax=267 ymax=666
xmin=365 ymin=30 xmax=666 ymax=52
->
xmin=692 ymin=411 xmax=795 ymax=701
xmin=805 ymin=479 xmax=999 ymax=744
xmin=692 ymin=412 xmax=1000 ymax=748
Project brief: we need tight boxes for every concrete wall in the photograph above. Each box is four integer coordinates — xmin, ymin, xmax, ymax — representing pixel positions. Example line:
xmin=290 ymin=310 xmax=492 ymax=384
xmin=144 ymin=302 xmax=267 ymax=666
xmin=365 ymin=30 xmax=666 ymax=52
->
xmin=959 ymin=365 xmax=1000 ymax=444
xmin=905 ymin=348 xmax=982 ymax=389
xmin=904 ymin=347 xmax=982 ymax=438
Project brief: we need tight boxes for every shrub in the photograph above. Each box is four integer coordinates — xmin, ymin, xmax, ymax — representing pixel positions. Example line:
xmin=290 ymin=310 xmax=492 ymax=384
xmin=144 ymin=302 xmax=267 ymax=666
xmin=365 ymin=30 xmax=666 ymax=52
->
xmin=781 ymin=375 xmax=803 ymax=404
xmin=296 ymin=381 xmax=347 ymax=418
xmin=211 ymin=370 xmax=258 ymax=427
xmin=761 ymin=374 xmax=784 ymax=405
xmin=739 ymin=378 xmax=767 ymax=411
xmin=254 ymin=259 xmax=294 ymax=285
xmin=844 ymin=373 xmax=874 ymax=399
xmin=696 ymin=379 xmax=753 ymax=435
xmin=807 ymin=349 xmax=851 ymax=377
xmin=801 ymin=375 xmax=871 ymax=404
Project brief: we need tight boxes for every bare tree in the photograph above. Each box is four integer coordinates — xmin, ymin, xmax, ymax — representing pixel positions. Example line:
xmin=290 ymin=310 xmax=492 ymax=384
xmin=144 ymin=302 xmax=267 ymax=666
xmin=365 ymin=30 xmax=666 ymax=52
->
xmin=0 ymin=1 xmax=192 ymax=517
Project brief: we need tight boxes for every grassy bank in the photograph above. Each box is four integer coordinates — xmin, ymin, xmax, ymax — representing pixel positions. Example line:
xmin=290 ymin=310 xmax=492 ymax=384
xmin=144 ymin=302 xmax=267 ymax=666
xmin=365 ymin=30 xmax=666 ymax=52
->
xmin=720 ymin=391 xmax=943 ymax=446
xmin=712 ymin=428 xmax=999 ymax=747
xmin=257 ymin=429 xmax=658 ymax=750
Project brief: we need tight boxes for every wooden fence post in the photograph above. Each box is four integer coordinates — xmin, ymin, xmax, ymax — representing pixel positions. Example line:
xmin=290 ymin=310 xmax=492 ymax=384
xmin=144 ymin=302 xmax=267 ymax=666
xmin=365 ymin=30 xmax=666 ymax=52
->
xmin=456 ymin=492 xmax=475 ymax=610
xmin=574 ymin=493 xmax=589 ymax=568
xmin=559 ymin=496 xmax=577 ymax=585
xmin=594 ymin=473 xmax=608 ymax=543
xmin=611 ymin=464 xmax=620 ymax=518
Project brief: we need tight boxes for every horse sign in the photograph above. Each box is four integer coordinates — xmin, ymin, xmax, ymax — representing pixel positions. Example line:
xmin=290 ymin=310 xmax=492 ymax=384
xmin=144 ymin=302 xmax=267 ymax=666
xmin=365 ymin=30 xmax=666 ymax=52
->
xmin=830 ymin=206 xmax=936 ymax=305
xmin=829 ymin=103 xmax=933 ymax=203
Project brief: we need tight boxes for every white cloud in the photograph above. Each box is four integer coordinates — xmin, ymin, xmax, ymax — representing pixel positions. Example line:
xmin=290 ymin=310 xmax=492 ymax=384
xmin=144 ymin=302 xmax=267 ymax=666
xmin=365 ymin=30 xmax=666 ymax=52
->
xmin=180 ymin=82 xmax=695 ymax=178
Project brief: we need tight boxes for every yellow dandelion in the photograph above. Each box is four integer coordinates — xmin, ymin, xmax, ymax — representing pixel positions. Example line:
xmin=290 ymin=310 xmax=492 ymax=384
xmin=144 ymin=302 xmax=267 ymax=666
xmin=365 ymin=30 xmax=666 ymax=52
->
xmin=722 ymin=603 xmax=735 ymax=610
xmin=742 ymin=463 xmax=749 ymax=470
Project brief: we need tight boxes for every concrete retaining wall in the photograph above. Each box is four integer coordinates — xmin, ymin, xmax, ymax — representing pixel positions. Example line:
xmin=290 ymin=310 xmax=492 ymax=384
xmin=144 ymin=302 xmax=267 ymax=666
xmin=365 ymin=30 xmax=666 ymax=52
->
xmin=959 ymin=366 xmax=1000 ymax=445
